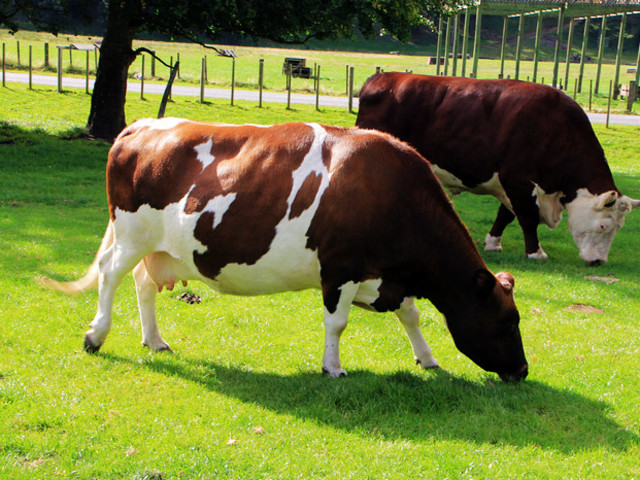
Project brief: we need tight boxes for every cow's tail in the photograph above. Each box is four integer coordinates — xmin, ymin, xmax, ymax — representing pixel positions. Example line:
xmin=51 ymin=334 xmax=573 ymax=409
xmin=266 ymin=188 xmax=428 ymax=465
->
xmin=38 ymin=221 xmax=114 ymax=296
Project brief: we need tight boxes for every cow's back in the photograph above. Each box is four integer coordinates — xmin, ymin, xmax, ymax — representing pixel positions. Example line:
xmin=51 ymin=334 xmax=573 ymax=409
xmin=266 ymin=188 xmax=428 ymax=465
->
xmin=356 ymin=72 xmax=612 ymax=196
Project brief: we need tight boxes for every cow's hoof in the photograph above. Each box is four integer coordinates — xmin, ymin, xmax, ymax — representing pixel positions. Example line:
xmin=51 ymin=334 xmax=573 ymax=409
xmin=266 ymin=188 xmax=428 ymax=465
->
xmin=322 ymin=367 xmax=348 ymax=378
xmin=484 ymin=234 xmax=503 ymax=252
xmin=416 ymin=357 xmax=440 ymax=369
xmin=142 ymin=341 xmax=173 ymax=353
xmin=83 ymin=335 xmax=101 ymax=354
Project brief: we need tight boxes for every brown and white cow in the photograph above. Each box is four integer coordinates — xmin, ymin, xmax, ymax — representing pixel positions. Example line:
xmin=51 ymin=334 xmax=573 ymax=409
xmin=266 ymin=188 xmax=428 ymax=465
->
xmin=356 ymin=72 xmax=640 ymax=264
xmin=41 ymin=118 xmax=528 ymax=381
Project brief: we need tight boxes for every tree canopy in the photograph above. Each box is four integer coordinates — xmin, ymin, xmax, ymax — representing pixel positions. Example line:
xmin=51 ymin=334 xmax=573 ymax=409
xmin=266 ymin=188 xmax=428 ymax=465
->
xmin=2 ymin=0 xmax=465 ymax=140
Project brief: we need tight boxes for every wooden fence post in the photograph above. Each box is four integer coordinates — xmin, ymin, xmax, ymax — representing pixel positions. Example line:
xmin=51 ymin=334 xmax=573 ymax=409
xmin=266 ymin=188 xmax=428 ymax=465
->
xmin=44 ymin=43 xmax=49 ymax=68
xmin=461 ymin=8 xmax=471 ymax=77
xmin=28 ymin=45 xmax=32 ymax=89
xmin=472 ymin=3 xmax=483 ymax=78
xmin=499 ymin=16 xmax=508 ymax=79
xmin=348 ymin=66 xmax=355 ymax=113
xmin=515 ymin=13 xmax=524 ymax=80
xmin=564 ymin=19 xmax=575 ymax=91
xmin=606 ymin=79 xmax=612 ymax=128
xmin=231 ymin=56 xmax=236 ymax=106
xmin=85 ymin=50 xmax=90 ymax=93
xmin=2 ymin=44 xmax=5 ymax=87
xmin=595 ymin=15 xmax=607 ymax=94
xmin=613 ymin=12 xmax=627 ymax=99
xmin=578 ymin=17 xmax=590 ymax=93
xmin=435 ymin=16 xmax=443 ymax=75
xmin=16 ymin=40 xmax=20 ymax=66
xmin=57 ymin=46 xmax=63 ymax=93
xmin=287 ymin=63 xmax=292 ymax=110
xmin=533 ymin=10 xmax=543 ymax=83
xmin=141 ymin=55 xmax=145 ymax=99
xmin=552 ymin=5 xmax=565 ymax=88
xmin=451 ymin=14 xmax=459 ymax=76
xmin=316 ymin=65 xmax=321 ymax=111
xmin=200 ymin=57 xmax=205 ymax=103
xmin=258 ymin=59 xmax=264 ymax=108
xmin=443 ymin=16 xmax=451 ymax=76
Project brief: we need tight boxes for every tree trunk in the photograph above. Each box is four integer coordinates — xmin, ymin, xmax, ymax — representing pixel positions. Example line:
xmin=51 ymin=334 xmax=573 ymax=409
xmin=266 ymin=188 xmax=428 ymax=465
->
xmin=86 ymin=1 xmax=138 ymax=142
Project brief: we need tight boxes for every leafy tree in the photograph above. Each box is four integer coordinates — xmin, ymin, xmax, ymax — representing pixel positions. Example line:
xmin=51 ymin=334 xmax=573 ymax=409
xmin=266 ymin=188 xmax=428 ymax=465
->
xmin=2 ymin=0 xmax=463 ymax=141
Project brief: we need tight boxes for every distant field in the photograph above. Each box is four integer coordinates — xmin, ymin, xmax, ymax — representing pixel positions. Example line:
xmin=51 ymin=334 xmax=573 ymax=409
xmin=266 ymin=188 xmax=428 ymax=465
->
xmin=1 ymin=82 xmax=640 ymax=479
xmin=1 ymin=29 xmax=639 ymax=116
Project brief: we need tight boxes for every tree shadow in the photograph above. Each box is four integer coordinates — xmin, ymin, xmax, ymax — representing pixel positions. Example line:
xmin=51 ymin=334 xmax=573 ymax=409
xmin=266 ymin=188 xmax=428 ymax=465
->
xmin=101 ymin=353 xmax=638 ymax=454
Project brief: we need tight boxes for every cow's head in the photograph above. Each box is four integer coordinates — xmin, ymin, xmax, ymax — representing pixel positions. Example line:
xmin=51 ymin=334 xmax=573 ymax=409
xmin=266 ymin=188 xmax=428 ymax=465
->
xmin=445 ymin=270 xmax=528 ymax=382
xmin=566 ymin=189 xmax=640 ymax=265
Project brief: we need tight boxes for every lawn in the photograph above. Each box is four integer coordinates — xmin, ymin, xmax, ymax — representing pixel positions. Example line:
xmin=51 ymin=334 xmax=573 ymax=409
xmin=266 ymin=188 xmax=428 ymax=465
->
xmin=1 ymin=84 xmax=639 ymax=478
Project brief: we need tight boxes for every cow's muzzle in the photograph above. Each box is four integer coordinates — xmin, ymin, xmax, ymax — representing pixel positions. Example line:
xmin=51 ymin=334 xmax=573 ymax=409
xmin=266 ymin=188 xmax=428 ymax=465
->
xmin=499 ymin=363 xmax=528 ymax=382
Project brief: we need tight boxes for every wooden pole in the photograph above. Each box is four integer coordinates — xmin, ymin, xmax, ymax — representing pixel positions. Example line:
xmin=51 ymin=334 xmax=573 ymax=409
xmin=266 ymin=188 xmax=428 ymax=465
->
xmin=515 ymin=14 xmax=524 ymax=80
xmin=231 ymin=57 xmax=236 ymax=106
xmin=606 ymin=79 xmax=612 ymax=128
xmin=589 ymin=79 xmax=593 ymax=110
xmin=2 ymin=44 xmax=5 ymax=87
xmin=345 ymin=65 xmax=349 ymax=95
xmin=436 ymin=17 xmax=443 ymax=75
xmin=595 ymin=15 xmax=607 ymax=94
xmin=461 ymin=9 xmax=471 ymax=76
xmin=443 ymin=16 xmax=451 ymax=76
xmin=57 ymin=47 xmax=63 ymax=93
xmin=627 ymin=81 xmax=636 ymax=111
xmin=17 ymin=40 xmax=20 ymax=66
xmin=200 ymin=57 xmax=205 ymax=103
xmin=533 ymin=11 xmax=543 ymax=83
xmin=28 ymin=45 xmax=32 ymax=90
xmin=85 ymin=50 xmax=89 ymax=93
xmin=472 ymin=2 xmax=483 ymax=78
xmin=44 ymin=43 xmax=49 ymax=68
xmin=316 ymin=65 xmax=321 ymax=111
xmin=578 ymin=17 xmax=590 ymax=93
xmin=613 ymin=12 xmax=627 ymax=98
xmin=500 ymin=16 xmax=508 ymax=78
xmin=348 ymin=66 xmax=355 ymax=113
xmin=552 ymin=6 xmax=565 ymax=88
xmin=287 ymin=63 xmax=292 ymax=110
xmin=141 ymin=55 xmax=145 ymax=99
xmin=451 ymin=14 xmax=459 ymax=76
xmin=564 ymin=19 xmax=575 ymax=91
xmin=259 ymin=59 xmax=264 ymax=108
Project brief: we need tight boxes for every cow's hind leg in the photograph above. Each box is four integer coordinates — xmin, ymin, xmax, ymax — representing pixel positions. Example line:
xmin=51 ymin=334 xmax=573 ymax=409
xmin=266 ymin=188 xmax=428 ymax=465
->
xmin=84 ymin=245 xmax=145 ymax=353
xmin=133 ymin=261 xmax=171 ymax=352
xmin=485 ymin=204 xmax=515 ymax=252
xmin=395 ymin=298 xmax=439 ymax=369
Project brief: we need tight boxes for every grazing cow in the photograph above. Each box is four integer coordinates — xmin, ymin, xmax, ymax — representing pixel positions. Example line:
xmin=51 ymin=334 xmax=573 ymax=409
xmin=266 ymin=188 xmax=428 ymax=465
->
xmin=356 ymin=72 xmax=640 ymax=264
xmin=41 ymin=118 xmax=528 ymax=382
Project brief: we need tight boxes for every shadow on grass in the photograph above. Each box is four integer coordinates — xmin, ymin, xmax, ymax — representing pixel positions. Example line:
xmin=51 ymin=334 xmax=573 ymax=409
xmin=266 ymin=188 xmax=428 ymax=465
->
xmin=102 ymin=352 xmax=638 ymax=454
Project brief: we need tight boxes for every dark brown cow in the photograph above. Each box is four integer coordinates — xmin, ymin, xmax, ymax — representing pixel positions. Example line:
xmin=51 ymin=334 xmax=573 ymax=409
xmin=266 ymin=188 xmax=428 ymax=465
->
xmin=41 ymin=118 xmax=527 ymax=381
xmin=356 ymin=72 xmax=639 ymax=264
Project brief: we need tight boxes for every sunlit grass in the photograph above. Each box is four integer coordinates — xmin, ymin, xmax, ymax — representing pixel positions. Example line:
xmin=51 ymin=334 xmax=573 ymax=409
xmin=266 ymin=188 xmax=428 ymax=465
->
xmin=0 ymin=88 xmax=639 ymax=478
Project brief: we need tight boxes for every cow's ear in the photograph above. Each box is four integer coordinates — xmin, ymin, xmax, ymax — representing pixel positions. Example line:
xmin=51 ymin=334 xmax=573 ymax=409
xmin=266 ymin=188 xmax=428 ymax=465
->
xmin=622 ymin=196 xmax=640 ymax=210
xmin=473 ymin=268 xmax=496 ymax=298
xmin=496 ymin=271 xmax=515 ymax=294
xmin=596 ymin=191 xmax=618 ymax=210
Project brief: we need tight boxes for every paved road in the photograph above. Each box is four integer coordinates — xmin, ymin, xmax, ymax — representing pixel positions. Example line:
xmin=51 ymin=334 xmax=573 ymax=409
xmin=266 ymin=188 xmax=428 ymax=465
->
xmin=4 ymin=71 xmax=640 ymax=126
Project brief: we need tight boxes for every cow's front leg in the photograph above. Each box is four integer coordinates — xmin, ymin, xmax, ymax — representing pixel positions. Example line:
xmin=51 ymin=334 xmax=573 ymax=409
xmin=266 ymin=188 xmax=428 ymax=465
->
xmin=321 ymin=282 xmax=358 ymax=377
xmin=133 ymin=261 xmax=171 ymax=352
xmin=507 ymin=189 xmax=548 ymax=259
xmin=485 ymin=204 xmax=516 ymax=252
xmin=395 ymin=298 xmax=439 ymax=369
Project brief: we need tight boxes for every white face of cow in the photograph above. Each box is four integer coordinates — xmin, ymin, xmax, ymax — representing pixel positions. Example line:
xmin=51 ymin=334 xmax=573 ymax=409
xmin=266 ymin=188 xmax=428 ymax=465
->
xmin=566 ymin=189 xmax=640 ymax=265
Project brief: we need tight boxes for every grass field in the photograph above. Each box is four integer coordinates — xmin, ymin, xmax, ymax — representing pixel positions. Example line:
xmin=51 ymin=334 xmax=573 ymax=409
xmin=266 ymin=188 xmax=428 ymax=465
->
xmin=1 ymin=77 xmax=640 ymax=478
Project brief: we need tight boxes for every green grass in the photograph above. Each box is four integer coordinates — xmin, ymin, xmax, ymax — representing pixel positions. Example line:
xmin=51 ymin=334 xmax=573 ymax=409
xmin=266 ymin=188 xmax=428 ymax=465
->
xmin=1 ymin=87 xmax=640 ymax=478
